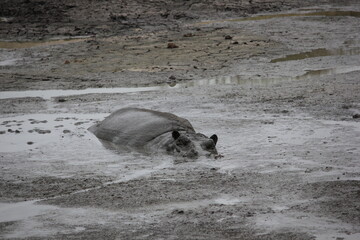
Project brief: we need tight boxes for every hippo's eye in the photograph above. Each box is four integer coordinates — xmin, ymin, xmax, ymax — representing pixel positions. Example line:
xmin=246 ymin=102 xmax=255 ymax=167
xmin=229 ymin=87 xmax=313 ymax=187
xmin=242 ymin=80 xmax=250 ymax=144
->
xmin=176 ymin=136 xmax=191 ymax=147
xmin=201 ymin=141 xmax=215 ymax=150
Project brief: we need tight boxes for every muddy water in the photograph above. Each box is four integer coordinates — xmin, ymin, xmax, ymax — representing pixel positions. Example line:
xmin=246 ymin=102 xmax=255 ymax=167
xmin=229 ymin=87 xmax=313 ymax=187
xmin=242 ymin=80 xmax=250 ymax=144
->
xmin=1 ymin=3 xmax=360 ymax=239
xmin=0 ymin=113 xmax=105 ymax=152
xmin=298 ymin=66 xmax=360 ymax=79
xmin=271 ymin=47 xmax=360 ymax=63
xmin=0 ymin=112 xmax=174 ymax=181
xmin=0 ymin=201 xmax=58 ymax=223
xmin=0 ymin=86 xmax=174 ymax=100
xmin=2 ymin=65 xmax=359 ymax=100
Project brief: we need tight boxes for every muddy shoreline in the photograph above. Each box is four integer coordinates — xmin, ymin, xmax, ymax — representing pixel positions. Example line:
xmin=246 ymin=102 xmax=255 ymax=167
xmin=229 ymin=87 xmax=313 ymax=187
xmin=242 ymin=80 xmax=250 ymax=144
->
xmin=1 ymin=0 xmax=360 ymax=239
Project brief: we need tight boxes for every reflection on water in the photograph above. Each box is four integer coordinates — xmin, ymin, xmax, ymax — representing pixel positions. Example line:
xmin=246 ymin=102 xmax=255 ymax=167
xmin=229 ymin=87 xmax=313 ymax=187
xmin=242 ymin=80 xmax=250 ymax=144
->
xmin=0 ymin=86 xmax=173 ymax=100
xmin=179 ymin=75 xmax=285 ymax=87
xmin=199 ymin=11 xmax=360 ymax=25
xmin=179 ymin=66 xmax=360 ymax=87
xmin=1 ymin=66 xmax=359 ymax=100
xmin=297 ymin=66 xmax=360 ymax=79
xmin=0 ymin=201 xmax=58 ymax=223
xmin=271 ymin=48 xmax=360 ymax=63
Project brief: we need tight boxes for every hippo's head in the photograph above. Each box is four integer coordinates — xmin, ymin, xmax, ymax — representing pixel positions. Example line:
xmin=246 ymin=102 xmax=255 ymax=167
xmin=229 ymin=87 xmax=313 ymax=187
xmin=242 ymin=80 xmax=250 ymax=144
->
xmin=166 ymin=130 xmax=218 ymax=158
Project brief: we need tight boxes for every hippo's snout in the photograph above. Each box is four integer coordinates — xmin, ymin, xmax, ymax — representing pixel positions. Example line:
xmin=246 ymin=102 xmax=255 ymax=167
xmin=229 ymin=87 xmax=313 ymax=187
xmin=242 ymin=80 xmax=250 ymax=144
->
xmin=183 ymin=149 xmax=199 ymax=159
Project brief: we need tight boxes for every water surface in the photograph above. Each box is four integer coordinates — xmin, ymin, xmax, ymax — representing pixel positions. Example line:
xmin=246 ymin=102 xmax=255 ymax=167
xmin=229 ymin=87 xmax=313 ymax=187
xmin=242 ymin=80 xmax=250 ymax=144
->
xmin=1 ymin=65 xmax=360 ymax=100
xmin=271 ymin=48 xmax=360 ymax=63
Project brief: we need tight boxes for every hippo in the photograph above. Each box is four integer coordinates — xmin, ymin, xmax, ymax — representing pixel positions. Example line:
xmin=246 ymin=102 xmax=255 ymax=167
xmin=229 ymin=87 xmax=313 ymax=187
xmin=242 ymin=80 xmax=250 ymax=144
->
xmin=88 ymin=108 xmax=218 ymax=158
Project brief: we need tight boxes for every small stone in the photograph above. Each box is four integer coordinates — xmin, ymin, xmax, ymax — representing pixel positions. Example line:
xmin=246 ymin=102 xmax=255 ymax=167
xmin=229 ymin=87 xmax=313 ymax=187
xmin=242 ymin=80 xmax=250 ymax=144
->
xmin=167 ymin=42 xmax=179 ymax=49
xmin=224 ymin=35 xmax=233 ymax=40
xmin=353 ymin=114 xmax=360 ymax=119
xmin=246 ymin=212 xmax=254 ymax=217
xmin=169 ymin=75 xmax=176 ymax=80
xmin=27 ymin=141 xmax=34 ymax=145
xmin=36 ymin=129 xmax=51 ymax=134
xmin=183 ymin=33 xmax=194 ymax=37
xmin=172 ymin=209 xmax=184 ymax=214
xmin=63 ymin=130 xmax=71 ymax=134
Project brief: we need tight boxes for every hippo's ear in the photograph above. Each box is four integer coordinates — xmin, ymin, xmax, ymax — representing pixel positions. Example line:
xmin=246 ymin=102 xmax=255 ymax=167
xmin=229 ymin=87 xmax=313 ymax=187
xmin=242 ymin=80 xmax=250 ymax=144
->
xmin=210 ymin=134 xmax=218 ymax=145
xmin=172 ymin=130 xmax=180 ymax=140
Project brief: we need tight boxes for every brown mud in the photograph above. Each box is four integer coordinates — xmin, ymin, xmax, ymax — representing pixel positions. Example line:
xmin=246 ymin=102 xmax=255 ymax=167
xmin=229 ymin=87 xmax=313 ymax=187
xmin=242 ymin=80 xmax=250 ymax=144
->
xmin=1 ymin=0 xmax=360 ymax=239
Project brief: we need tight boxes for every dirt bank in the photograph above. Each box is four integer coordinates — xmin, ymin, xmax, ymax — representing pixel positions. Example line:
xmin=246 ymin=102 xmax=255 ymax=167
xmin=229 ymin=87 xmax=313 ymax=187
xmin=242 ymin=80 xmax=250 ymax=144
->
xmin=0 ymin=0 xmax=338 ymax=40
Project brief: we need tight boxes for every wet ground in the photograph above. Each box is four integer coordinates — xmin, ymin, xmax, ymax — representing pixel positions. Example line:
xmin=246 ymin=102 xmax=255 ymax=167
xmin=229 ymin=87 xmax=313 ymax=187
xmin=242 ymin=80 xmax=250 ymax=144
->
xmin=1 ymin=0 xmax=360 ymax=239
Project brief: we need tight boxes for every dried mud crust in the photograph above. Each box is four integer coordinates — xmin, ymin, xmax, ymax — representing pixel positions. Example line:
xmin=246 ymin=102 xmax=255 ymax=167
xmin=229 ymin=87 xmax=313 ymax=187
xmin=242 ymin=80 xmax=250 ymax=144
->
xmin=43 ymin=169 xmax=302 ymax=209
xmin=0 ymin=0 xmax=329 ymax=40
xmin=0 ymin=73 xmax=95 ymax=91
xmin=0 ymin=176 xmax=111 ymax=202
xmin=40 ymin=170 xmax=315 ymax=239
xmin=296 ymin=180 xmax=360 ymax=225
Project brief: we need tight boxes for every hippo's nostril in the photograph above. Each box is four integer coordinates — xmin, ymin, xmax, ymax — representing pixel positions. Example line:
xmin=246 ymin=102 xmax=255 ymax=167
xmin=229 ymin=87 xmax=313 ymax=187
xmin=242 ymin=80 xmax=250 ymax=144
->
xmin=186 ymin=149 xmax=198 ymax=158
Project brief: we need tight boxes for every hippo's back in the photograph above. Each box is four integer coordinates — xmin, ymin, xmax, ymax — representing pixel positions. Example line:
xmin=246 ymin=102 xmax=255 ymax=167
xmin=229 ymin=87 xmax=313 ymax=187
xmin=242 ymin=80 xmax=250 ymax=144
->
xmin=88 ymin=108 xmax=195 ymax=146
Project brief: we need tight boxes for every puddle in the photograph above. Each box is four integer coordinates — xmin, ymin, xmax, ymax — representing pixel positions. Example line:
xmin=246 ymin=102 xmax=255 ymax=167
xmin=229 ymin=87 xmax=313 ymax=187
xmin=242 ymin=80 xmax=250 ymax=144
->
xmin=0 ymin=201 xmax=58 ymax=223
xmin=298 ymin=66 xmax=360 ymax=79
xmin=0 ymin=58 xmax=20 ymax=66
xmin=1 ymin=65 xmax=360 ymax=100
xmin=271 ymin=48 xmax=360 ymax=63
xmin=0 ymin=86 xmax=175 ymax=100
xmin=0 ymin=37 xmax=91 ymax=49
xmin=0 ymin=78 xmax=290 ymax=100
xmin=186 ymin=65 xmax=360 ymax=87
xmin=199 ymin=11 xmax=360 ymax=25
xmin=0 ymin=113 xmax=106 ymax=152
xmin=213 ymin=195 xmax=246 ymax=205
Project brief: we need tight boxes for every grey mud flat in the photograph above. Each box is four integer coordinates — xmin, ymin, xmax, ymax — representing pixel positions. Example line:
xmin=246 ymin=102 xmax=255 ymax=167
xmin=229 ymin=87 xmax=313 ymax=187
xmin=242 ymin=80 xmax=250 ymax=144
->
xmin=1 ymin=0 xmax=360 ymax=239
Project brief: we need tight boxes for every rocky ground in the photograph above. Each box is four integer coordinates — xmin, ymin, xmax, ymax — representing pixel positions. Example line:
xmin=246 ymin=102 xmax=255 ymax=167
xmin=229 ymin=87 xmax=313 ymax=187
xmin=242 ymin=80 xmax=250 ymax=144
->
xmin=1 ymin=0 xmax=360 ymax=239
